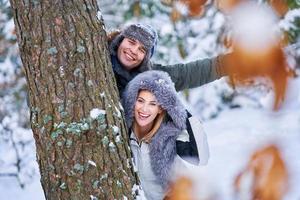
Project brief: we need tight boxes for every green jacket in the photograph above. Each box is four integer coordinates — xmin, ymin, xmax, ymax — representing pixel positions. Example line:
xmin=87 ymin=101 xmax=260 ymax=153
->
xmin=152 ymin=55 xmax=227 ymax=91
xmin=112 ymin=54 xmax=227 ymax=96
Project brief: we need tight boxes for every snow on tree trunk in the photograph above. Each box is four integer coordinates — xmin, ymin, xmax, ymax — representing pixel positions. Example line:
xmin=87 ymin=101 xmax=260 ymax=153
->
xmin=9 ymin=0 xmax=136 ymax=199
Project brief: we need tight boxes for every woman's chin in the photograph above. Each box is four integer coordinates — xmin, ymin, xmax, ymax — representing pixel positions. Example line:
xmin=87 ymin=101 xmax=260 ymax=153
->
xmin=136 ymin=120 xmax=152 ymax=129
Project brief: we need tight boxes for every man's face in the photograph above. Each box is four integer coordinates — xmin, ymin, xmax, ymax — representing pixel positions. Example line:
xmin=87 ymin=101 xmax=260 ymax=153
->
xmin=117 ymin=38 xmax=147 ymax=70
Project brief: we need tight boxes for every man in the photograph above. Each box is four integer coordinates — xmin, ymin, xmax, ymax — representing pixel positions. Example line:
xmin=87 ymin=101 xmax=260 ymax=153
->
xmin=108 ymin=23 xmax=229 ymax=165
xmin=109 ymin=23 xmax=228 ymax=95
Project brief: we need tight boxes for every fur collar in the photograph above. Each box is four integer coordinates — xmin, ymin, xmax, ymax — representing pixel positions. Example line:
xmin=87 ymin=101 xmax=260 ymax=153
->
xmin=149 ymin=122 xmax=181 ymax=189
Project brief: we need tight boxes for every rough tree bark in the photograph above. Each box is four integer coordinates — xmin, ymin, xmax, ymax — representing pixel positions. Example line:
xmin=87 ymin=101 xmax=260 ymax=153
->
xmin=9 ymin=0 xmax=137 ymax=199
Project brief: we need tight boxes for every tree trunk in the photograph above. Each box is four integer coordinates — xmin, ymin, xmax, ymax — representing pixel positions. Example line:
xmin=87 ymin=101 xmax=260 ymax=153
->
xmin=9 ymin=0 xmax=137 ymax=199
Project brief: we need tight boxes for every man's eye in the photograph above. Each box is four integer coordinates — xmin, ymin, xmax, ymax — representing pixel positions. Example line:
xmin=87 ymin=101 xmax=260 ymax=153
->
xmin=140 ymin=49 xmax=146 ymax=54
xmin=128 ymin=39 xmax=135 ymax=44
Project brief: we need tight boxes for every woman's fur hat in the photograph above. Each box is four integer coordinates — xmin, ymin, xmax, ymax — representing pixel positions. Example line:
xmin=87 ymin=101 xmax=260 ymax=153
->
xmin=122 ymin=70 xmax=187 ymax=130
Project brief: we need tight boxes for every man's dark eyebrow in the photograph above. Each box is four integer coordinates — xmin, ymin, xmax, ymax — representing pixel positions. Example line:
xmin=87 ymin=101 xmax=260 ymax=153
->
xmin=128 ymin=38 xmax=136 ymax=42
xmin=128 ymin=38 xmax=146 ymax=51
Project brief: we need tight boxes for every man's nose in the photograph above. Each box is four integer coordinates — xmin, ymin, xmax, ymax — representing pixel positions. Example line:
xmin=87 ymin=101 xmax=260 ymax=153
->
xmin=130 ymin=45 xmax=139 ymax=54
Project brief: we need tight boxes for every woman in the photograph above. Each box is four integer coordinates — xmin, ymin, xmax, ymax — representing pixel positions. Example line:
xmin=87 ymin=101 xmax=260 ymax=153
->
xmin=122 ymin=70 xmax=190 ymax=200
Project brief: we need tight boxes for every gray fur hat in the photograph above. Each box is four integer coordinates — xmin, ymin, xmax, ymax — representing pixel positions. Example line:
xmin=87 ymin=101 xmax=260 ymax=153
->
xmin=109 ymin=24 xmax=158 ymax=69
xmin=122 ymin=70 xmax=187 ymax=130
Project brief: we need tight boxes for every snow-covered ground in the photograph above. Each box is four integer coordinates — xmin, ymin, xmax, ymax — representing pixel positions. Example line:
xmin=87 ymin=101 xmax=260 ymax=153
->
xmin=202 ymin=107 xmax=300 ymax=200
xmin=0 ymin=78 xmax=299 ymax=200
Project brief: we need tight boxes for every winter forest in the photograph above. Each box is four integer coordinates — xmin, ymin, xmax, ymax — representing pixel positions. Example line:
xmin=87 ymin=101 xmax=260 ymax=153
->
xmin=0 ymin=0 xmax=300 ymax=199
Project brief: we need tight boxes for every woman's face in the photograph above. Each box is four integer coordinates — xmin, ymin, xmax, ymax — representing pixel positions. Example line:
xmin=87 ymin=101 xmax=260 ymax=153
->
xmin=134 ymin=90 xmax=162 ymax=129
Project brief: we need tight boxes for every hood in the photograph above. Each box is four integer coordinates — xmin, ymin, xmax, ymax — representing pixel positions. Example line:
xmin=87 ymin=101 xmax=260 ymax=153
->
xmin=122 ymin=70 xmax=187 ymax=130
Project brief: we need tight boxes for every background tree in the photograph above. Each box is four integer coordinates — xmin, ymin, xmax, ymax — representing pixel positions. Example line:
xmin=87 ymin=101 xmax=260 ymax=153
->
xmin=0 ymin=0 xmax=33 ymax=187
xmin=7 ymin=0 xmax=137 ymax=199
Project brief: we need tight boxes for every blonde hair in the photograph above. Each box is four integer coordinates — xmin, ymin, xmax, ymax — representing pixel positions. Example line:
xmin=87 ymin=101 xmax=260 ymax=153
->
xmin=134 ymin=111 xmax=166 ymax=143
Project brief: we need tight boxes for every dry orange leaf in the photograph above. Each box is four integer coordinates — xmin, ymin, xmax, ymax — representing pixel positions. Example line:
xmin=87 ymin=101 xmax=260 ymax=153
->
xmin=268 ymin=0 xmax=289 ymax=17
xmin=180 ymin=0 xmax=207 ymax=17
xmin=224 ymin=43 xmax=289 ymax=110
xmin=215 ymin=0 xmax=242 ymax=13
xmin=165 ymin=0 xmax=208 ymax=22
xmin=164 ymin=176 xmax=194 ymax=200
xmin=234 ymin=145 xmax=289 ymax=200
xmin=189 ymin=5 xmax=205 ymax=17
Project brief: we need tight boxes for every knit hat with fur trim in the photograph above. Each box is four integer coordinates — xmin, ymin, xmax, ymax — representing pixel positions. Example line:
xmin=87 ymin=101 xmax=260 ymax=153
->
xmin=122 ymin=70 xmax=187 ymax=130
xmin=109 ymin=24 xmax=158 ymax=70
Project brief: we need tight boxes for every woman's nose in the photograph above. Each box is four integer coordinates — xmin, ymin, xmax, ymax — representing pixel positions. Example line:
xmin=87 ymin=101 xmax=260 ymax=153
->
xmin=141 ymin=104 xmax=149 ymax=112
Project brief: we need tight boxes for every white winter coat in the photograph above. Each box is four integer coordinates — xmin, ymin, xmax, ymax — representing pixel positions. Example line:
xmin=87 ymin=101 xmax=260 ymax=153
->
xmin=130 ymin=116 xmax=209 ymax=200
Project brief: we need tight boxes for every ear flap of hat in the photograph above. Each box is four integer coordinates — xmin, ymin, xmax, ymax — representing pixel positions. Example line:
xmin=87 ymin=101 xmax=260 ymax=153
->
xmin=108 ymin=32 xmax=124 ymax=56
xmin=107 ymin=30 xmax=122 ymax=43
xmin=150 ymin=36 xmax=158 ymax=58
